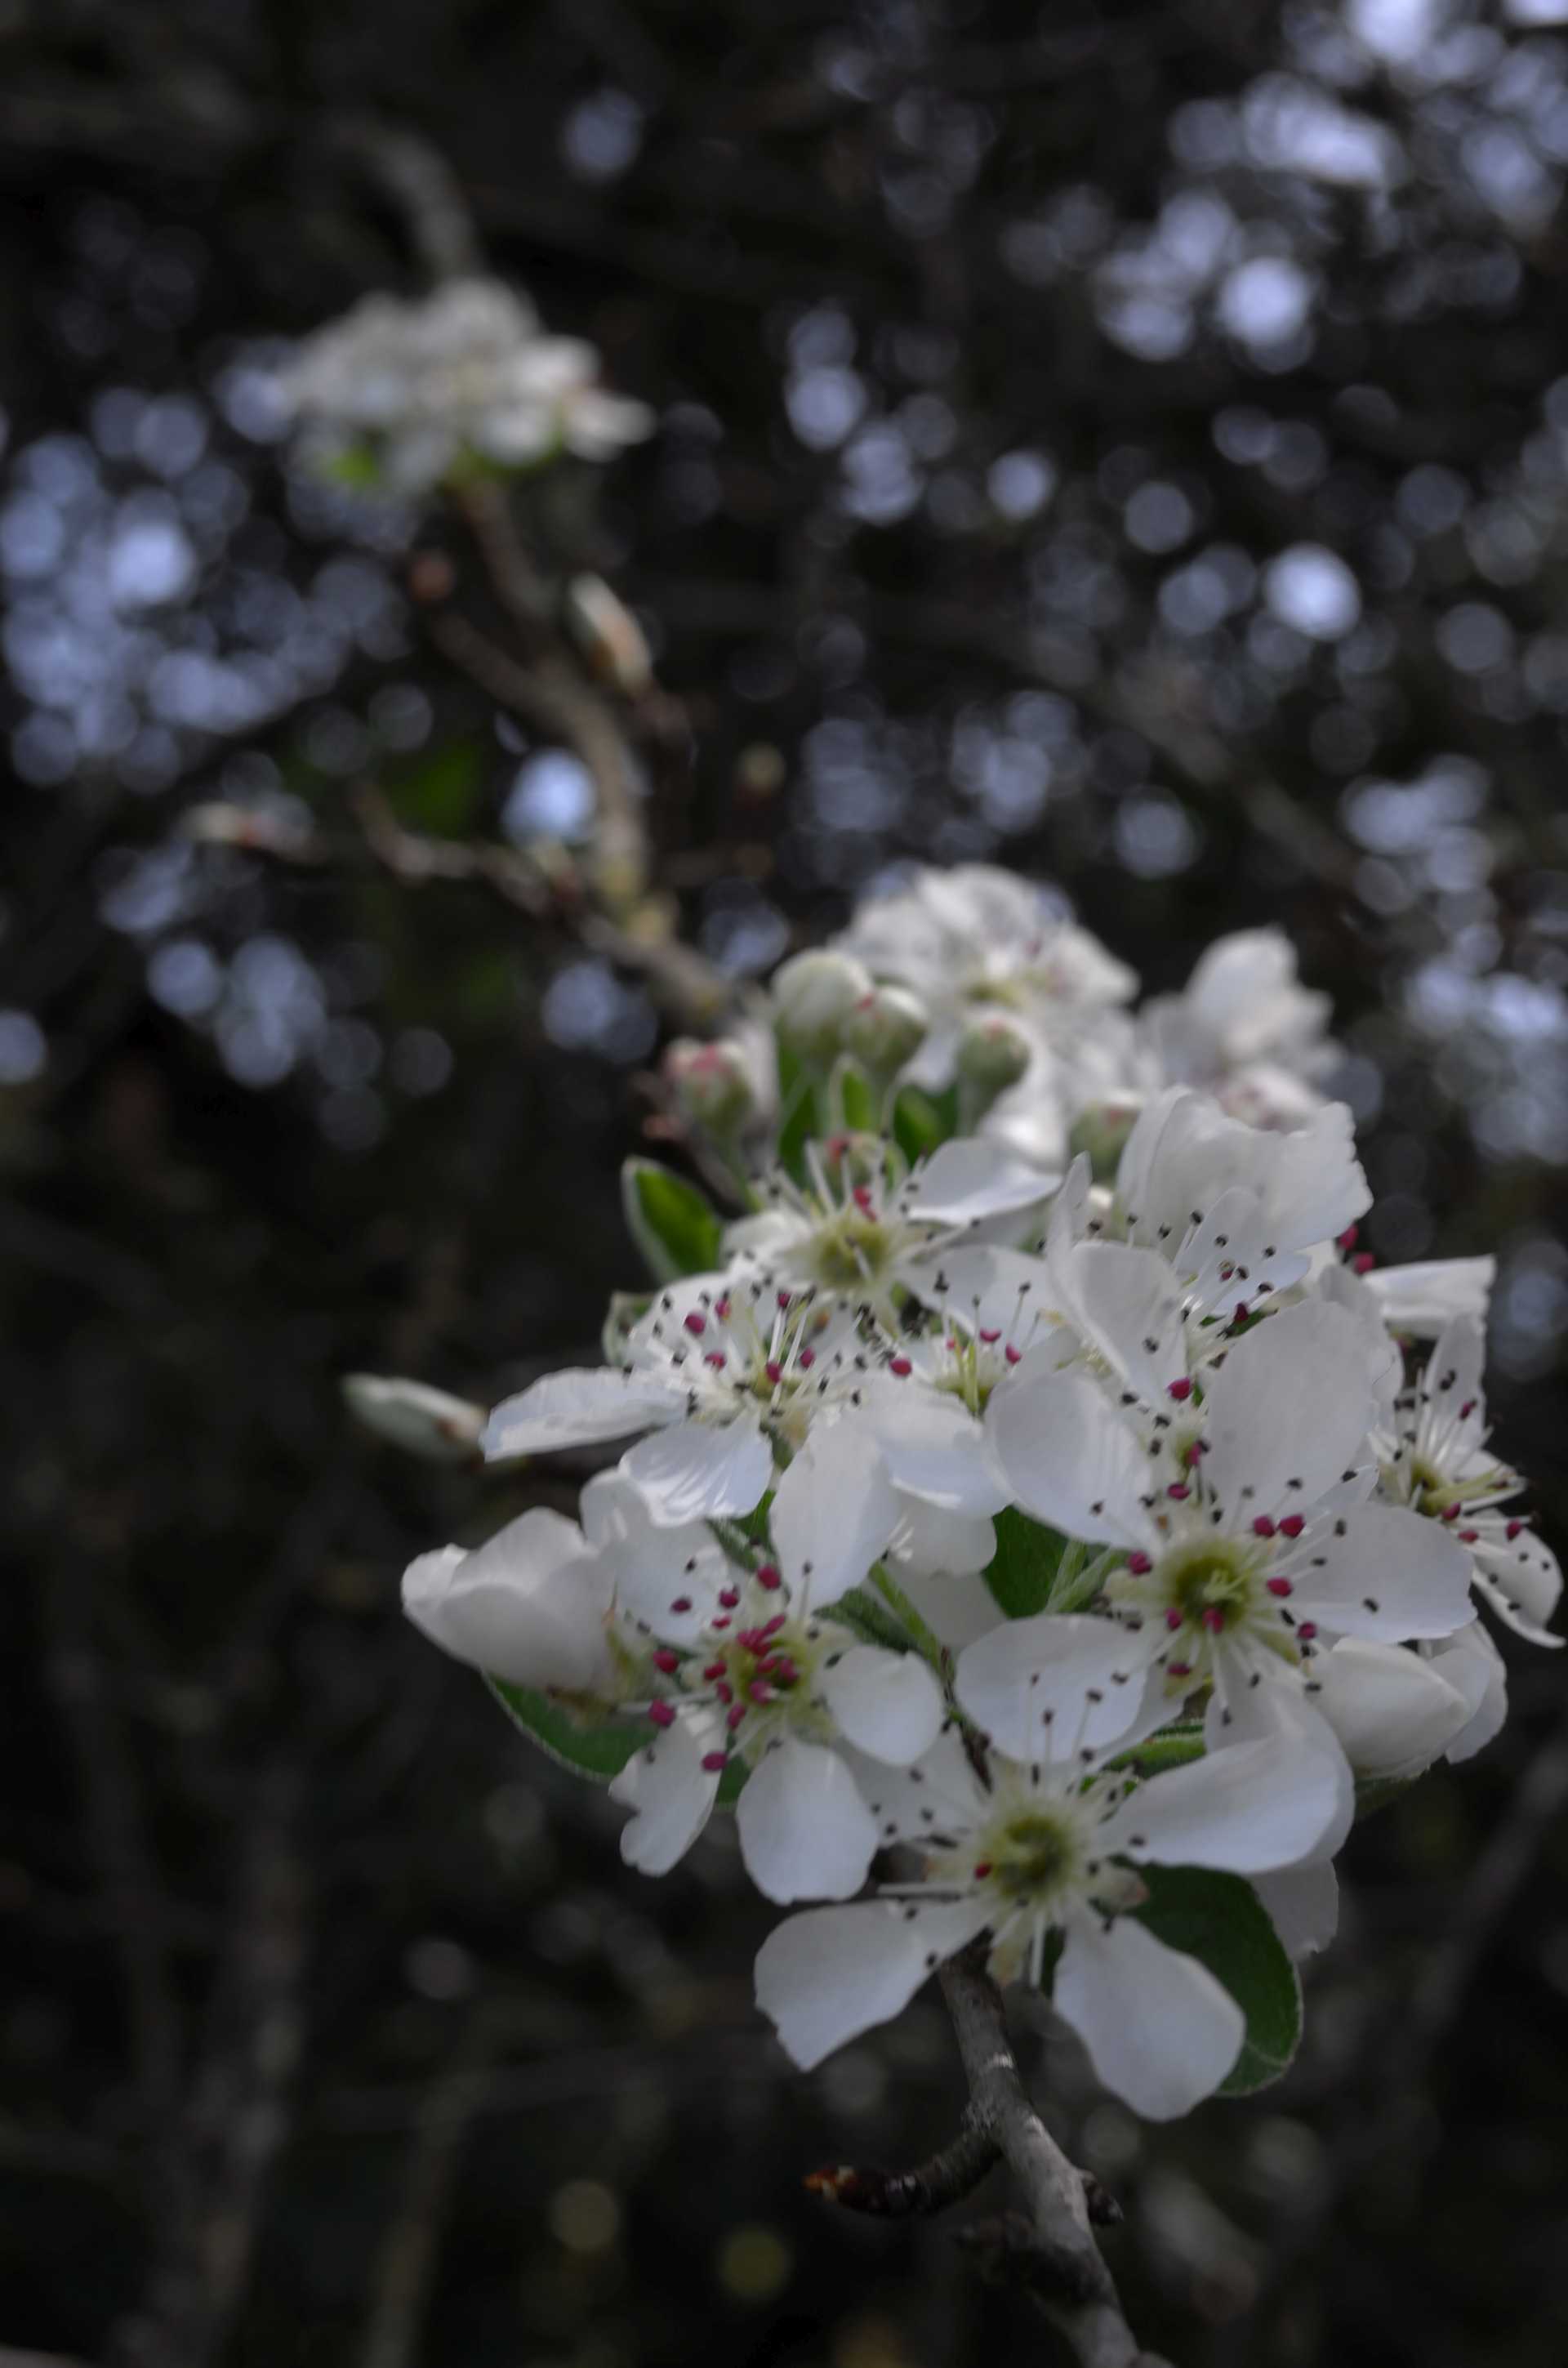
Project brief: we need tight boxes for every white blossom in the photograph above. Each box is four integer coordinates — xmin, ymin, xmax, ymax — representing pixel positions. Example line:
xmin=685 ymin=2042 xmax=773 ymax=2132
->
xmin=1140 ymin=928 xmax=1338 ymax=1126
xmin=756 ymin=1710 xmax=1343 ymax=2117
xmin=1374 ymin=1317 xmax=1561 ymax=1645
xmin=985 ymin=1297 xmax=1475 ymax=1766
xmin=277 ymin=277 xmax=653 ymax=496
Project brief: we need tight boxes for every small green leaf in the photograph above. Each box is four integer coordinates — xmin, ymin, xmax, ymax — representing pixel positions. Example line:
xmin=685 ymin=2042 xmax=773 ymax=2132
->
xmin=621 ymin=1158 xmax=723 ymax=1284
xmin=832 ymin=1586 xmax=921 ymax=1654
xmin=775 ymin=1039 xmax=822 ymax=1183
xmin=390 ymin=738 xmax=484 ymax=836
xmin=1134 ymin=1864 xmax=1303 ymax=2096
xmin=982 ymin=1509 xmax=1071 ymax=1618
xmin=892 ymin=1083 xmax=960 ymax=1166
xmin=321 ymin=439 xmax=382 ymax=489
xmin=828 ymin=1055 xmax=878 ymax=1135
xmin=487 ymin=1677 xmax=648 ymax=1783
xmin=1109 ymin=1722 xmax=1207 ymax=1778
xmin=602 ymin=1290 xmax=652 ymax=1362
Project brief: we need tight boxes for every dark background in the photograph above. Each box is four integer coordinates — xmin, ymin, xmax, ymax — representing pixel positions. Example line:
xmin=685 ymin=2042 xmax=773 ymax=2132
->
xmin=3 ymin=3 xmax=1568 ymax=2363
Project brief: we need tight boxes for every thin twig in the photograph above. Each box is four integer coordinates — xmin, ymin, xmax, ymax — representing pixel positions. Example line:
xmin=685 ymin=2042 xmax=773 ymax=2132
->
xmin=329 ymin=115 xmax=482 ymax=280
xmin=806 ymin=2105 xmax=1000 ymax=2218
xmin=448 ymin=487 xmax=652 ymax=909
xmin=939 ymin=1945 xmax=1173 ymax=2368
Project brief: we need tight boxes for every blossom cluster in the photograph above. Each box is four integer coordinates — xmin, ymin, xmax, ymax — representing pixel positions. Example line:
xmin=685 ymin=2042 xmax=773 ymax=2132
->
xmin=277 ymin=277 xmax=653 ymax=497
xmin=372 ymin=866 xmax=1558 ymax=2122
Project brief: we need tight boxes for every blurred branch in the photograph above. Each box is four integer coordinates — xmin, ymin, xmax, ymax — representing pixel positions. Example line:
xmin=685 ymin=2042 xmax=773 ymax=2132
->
xmin=358 ymin=2005 xmax=503 ymax=2368
xmin=116 ymin=1770 xmax=308 ymax=2368
xmin=328 ymin=114 xmax=482 ymax=280
xmin=41 ymin=1563 xmax=182 ymax=2136
xmin=938 ymin=1946 xmax=1171 ymax=2368
xmin=1388 ymin=1696 xmax=1568 ymax=2094
xmin=186 ymin=783 xmax=728 ymax=1029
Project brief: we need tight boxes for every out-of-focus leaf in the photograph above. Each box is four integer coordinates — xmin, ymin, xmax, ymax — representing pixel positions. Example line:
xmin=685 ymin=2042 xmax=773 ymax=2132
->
xmin=621 ymin=1157 xmax=723 ymax=1284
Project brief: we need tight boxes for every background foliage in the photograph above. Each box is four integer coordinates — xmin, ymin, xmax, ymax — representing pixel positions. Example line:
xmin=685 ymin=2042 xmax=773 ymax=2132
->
xmin=4 ymin=2 xmax=1568 ymax=2363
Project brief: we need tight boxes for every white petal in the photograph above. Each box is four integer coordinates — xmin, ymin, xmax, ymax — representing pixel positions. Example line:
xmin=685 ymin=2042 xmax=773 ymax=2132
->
xmin=1293 ymin=1505 xmax=1473 ymax=1640
xmin=1425 ymin=1624 xmax=1508 ymax=1764
xmin=483 ymin=1367 xmax=685 ymax=1457
xmin=1253 ymin=1862 xmax=1339 ymax=1960
xmin=1201 ymin=1300 xmax=1373 ymax=1520
xmin=905 ymin=1138 xmax=1057 ymax=1224
xmin=1414 ymin=1317 xmax=1488 ymax=1467
xmin=1061 ymin=1240 xmax=1188 ymax=1403
xmin=621 ymin=1415 xmax=772 ymax=1526
xmin=1054 ymin=1912 xmax=1245 ymax=2120
xmin=821 ymin=1645 xmax=945 ymax=1765
xmin=887 ymin=1496 xmax=996 ymax=1581
xmin=771 ymin=1419 xmax=902 ymax=1608
xmin=1202 ymin=1655 xmax=1355 ymax=1859
xmin=842 ymin=1728 xmax=994 ymax=1844
xmin=755 ymin=1896 xmax=991 ymax=2069
xmin=985 ymin=1371 xmax=1158 ymax=1552
xmin=1098 ymin=1736 xmax=1345 ymax=1872
xmin=1254 ymin=1102 xmax=1370 ymax=1251
xmin=862 ymin=1389 xmax=1009 ymax=1514
xmin=1471 ymin=1527 xmax=1562 ymax=1642
xmin=579 ymin=1471 xmax=728 ymax=1641
xmin=1309 ymin=1639 xmax=1471 ymax=1782
xmin=610 ymin=1717 xmax=723 ymax=1874
xmin=955 ymin=1614 xmax=1152 ymax=1759
xmin=889 ymin=1563 xmax=1004 ymax=1649
xmin=1365 ymin=1256 xmax=1494 ymax=1336
xmin=736 ymin=1737 xmax=880 ymax=1903
xmin=929 ymin=1244 xmax=1060 ymax=1356
xmin=402 ymin=1508 xmax=612 ymax=1690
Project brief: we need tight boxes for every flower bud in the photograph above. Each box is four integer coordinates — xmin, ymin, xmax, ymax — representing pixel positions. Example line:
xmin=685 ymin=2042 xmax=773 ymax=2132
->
xmin=1067 ymin=1099 xmax=1143 ymax=1183
xmin=955 ymin=1011 xmax=1033 ymax=1095
xmin=342 ymin=1374 xmax=487 ymax=1462
xmin=566 ymin=573 xmax=654 ymax=698
xmin=841 ymin=983 xmax=929 ymax=1078
xmin=771 ymin=950 xmax=874 ymax=1063
xmin=662 ymin=1037 xmax=756 ymax=1134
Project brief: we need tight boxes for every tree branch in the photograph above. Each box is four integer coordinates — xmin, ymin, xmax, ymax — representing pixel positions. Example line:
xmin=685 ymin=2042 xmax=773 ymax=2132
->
xmin=806 ymin=2106 xmax=1000 ymax=2218
xmin=938 ymin=1945 xmax=1173 ymax=2368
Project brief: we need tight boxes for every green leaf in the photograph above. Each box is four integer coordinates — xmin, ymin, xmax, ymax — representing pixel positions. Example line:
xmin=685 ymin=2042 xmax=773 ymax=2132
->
xmin=832 ymin=1585 xmax=923 ymax=1655
xmin=892 ymin=1082 xmax=960 ymax=1165
xmin=321 ymin=439 xmax=383 ymax=489
xmin=1108 ymin=1722 xmax=1207 ymax=1778
xmin=1134 ymin=1864 xmax=1303 ymax=2097
xmin=982 ymin=1509 xmax=1071 ymax=1618
xmin=827 ymin=1055 xmax=877 ymax=1135
xmin=621 ymin=1158 xmax=723 ymax=1285
xmin=775 ymin=1039 xmax=821 ymax=1184
xmin=487 ymin=1677 xmax=648 ymax=1783
xmin=488 ymin=1678 xmax=755 ymax=1812
xmin=390 ymin=738 xmax=484 ymax=836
